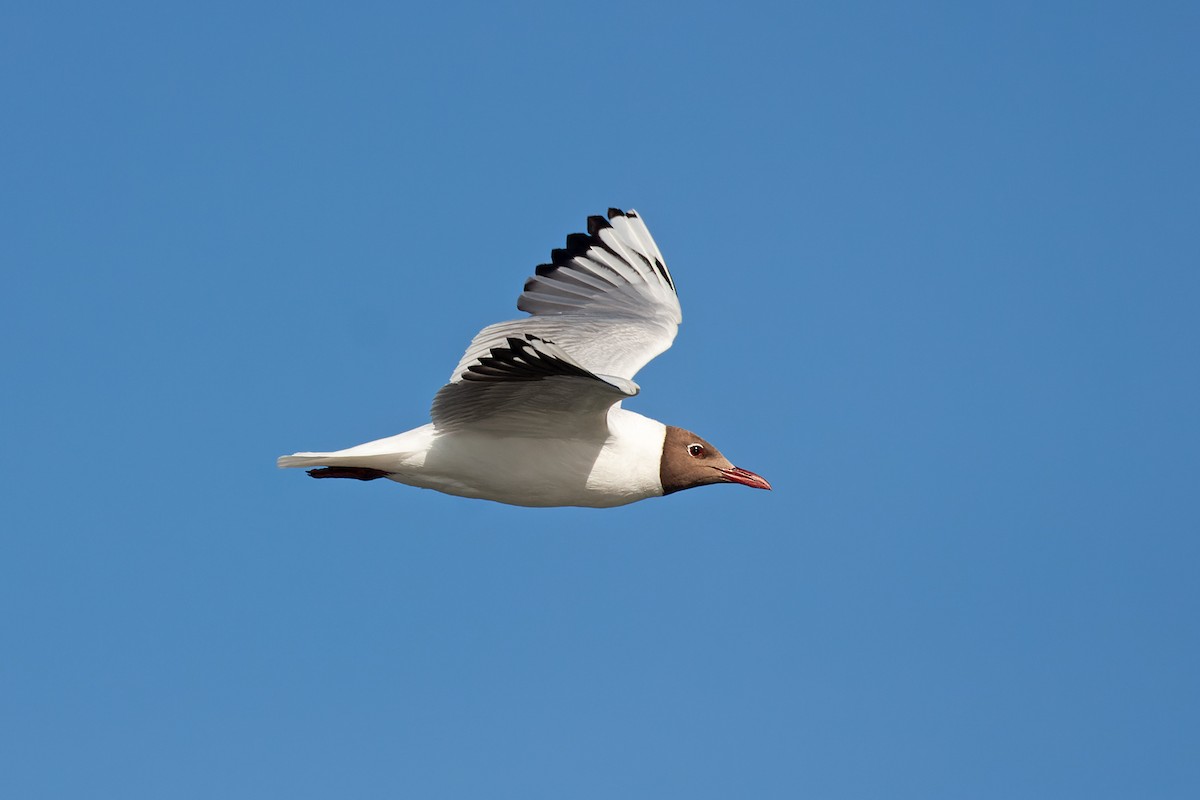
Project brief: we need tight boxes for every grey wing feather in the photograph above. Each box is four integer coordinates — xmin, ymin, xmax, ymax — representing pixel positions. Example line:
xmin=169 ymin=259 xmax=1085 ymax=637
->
xmin=431 ymin=334 xmax=638 ymax=435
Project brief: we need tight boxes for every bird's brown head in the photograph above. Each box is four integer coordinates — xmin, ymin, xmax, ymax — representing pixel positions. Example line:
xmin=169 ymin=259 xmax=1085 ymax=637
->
xmin=658 ymin=425 xmax=771 ymax=495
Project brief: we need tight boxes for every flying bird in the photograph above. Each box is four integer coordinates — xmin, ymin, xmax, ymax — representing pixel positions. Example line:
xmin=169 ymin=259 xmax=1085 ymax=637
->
xmin=277 ymin=209 xmax=770 ymax=507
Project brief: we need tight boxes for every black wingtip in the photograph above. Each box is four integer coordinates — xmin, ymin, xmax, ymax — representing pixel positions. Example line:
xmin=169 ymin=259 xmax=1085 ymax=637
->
xmin=587 ymin=215 xmax=612 ymax=236
xmin=550 ymin=231 xmax=593 ymax=270
xmin=564 ymin=232 xmax=591 ymax=252
xmin=607 ymin=207 xmax=627 ymax=220
xmin=462 ymin=335 xmax=590 ymax=383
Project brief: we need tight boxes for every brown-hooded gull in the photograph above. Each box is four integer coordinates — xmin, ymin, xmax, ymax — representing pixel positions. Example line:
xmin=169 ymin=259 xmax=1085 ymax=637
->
xmin=277 ymin=209 xmax=770 ymax=507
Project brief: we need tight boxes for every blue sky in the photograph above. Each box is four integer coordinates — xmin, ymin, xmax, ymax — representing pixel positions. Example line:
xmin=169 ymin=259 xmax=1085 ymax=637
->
xmin=3 ymin=2 xmax=1198 ymax=797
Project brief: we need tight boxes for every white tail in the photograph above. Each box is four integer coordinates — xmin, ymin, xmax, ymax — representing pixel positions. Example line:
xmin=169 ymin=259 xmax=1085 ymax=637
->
xmin=277 ymin=452 xmax=336 ymax=469
xmin=277 ymin=451 xmax=403 ymax=471
xmin=276 ymin=427 xmax=435 ymax=473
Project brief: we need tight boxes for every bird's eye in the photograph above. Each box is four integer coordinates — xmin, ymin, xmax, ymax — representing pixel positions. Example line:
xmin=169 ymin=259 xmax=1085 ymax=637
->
xmin=688 ymin=443 xmax=705 ymax=458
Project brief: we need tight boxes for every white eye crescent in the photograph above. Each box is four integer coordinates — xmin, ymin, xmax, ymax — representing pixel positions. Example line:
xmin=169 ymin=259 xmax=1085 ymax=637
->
xmin=687 ymin=443 xmax=705 ymax=458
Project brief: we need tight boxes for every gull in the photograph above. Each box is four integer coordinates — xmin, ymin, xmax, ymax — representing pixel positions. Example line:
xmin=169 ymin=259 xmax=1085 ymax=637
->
xmin=277 ymin=209 xmax=770 ymax=507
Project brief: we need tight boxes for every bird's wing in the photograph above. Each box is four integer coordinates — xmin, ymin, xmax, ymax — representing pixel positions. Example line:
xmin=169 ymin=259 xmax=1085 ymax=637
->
xmin=431 ymin=334 xmax=638 ymax=436
xmin=447 ymin=208 xmax=682 ymax=383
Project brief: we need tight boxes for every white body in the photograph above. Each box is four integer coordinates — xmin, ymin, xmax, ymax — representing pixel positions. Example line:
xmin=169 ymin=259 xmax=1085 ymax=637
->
xmin=279 ymin=209 xmax=690 ymax=508
xmin=280 ymin=408 xmax=668 ymax=508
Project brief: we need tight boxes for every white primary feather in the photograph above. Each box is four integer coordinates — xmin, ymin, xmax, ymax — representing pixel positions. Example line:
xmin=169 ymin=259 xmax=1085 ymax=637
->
xmin=447 ymin=209 xmax=681 ymax=385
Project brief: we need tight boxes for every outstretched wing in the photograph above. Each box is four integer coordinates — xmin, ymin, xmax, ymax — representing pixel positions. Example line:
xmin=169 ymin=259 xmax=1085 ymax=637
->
xmin=431 ymin=334 xmax=638 ymax=436
xmin=447 ymin=209 xmax=682 ymax=384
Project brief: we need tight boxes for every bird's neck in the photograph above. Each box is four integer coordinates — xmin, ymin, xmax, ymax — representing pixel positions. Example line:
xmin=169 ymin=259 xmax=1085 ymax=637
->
xmin=585 ymin=408 xmax=668 ymax=501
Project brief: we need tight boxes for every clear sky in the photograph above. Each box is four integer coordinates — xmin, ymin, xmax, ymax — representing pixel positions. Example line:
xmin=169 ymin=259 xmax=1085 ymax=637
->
xmin=3 ymin=2 xmax=1198 ymax=798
